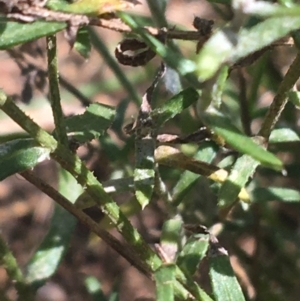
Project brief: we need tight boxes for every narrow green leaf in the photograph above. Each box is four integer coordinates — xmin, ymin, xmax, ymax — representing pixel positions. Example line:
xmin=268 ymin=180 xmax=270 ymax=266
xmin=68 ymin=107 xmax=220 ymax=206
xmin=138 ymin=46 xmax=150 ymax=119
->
xmin=0 ymin=139 xmax=50 ymax=181
xmin=155 ymin=264 xmax=176 ymax=301
xmin=108 ymin=281 xmax=120 ymax=301
xmin=211 ymin=66 xmax=229 ymax=108
xmin=202 ymin=108 xmax=282 ymax=170
xmin=218 ymin=154 xmax=257 ymax=208
xmin=74 ymin=26 xmax=91 ymax=58
xmin=176 ymin=233 xmax=209 ymax=276
xmin=160 ymin=219 xmax=183 ymax=262
xmin=269 ymin=128 xmax=300 ymax=143
xmin=197 ymin=16 xmax=300 ymax=80
xmin=0 ymin=19 xmax=65 ymax=50
xmin=252 ymin=187 xmax=300 ymax=203
xmin=134 ymin=137 xmax=155 ymax=209
xmin=209 ymin=252 xmax=246 ymax=301
xmin=85 ymin=276 xmax=107 ymax=301
xmin=288 ymin=91 xmax=300 ymax=108
xmin=65 ymin=103 xmax=115 ymax=143
xmin=25 ymin=169 xmax=82 ymax=289
xmin=243 ymin=2 xmax=300 ymax=17
xmin=172 ymin=141 xmax=218 ymax=206
xmin=152 ymin=88 xmax=199 ymax=127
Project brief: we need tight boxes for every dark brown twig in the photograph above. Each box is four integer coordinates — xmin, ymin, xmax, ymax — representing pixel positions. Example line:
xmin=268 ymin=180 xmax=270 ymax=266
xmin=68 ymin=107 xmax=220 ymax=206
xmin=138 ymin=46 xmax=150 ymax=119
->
xmin=20 ymin=170 xmax=153 ymax=279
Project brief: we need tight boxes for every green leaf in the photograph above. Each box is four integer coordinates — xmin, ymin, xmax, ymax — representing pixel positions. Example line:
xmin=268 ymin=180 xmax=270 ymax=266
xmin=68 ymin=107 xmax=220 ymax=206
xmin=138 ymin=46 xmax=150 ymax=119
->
xmin=0 ymin=19 xmax=65 ymax=50
xmin=74 ymin=26 xmax=91 ymax=58
xmin=211 ymin=66 xmax=229 ymax=108
xmin=252 ymin=187 xmax=300 ymax=203
xmin=269 ymin=128 xmax=300 ymax=143
xmin=218 ymin=154 xmax=257 ymax=209
xmin=176 ymin=233 xmax=209 ymax=276
xmin=243 ymin=2 xmax=300 ymax=17
xmin=25 ymin=169 xmax=82 ymax=289
xmin=0 ymin=139 xmax=50 ymax=181
xmin=160 ymin=219 xmax=183 ymax=262
xmin=152 ymin=88 xmax=199 ymax=127
xmin=202 ymin=108 xmax=283 ymax=170
xmin=209 ymin=251 xmax=246 ymax=301
xmin=65 ymin=103 xmax=115 ymax=143
xmin=288 ymin=91 xmax=300 ymax=108
xmin=172 ymin=141 xmax=218 ymax=206
xmin=85 ymin=276 xmax=107 ymax=301
xmin=134 ymin=137 xmax=155 ymax=209
xmin=155 ymin=264 xmax=176 ymax=301
xmin=108 ymin=287 xmax=119 ymax=301
xmin=197 ymin=16 xmax=300 ymax=81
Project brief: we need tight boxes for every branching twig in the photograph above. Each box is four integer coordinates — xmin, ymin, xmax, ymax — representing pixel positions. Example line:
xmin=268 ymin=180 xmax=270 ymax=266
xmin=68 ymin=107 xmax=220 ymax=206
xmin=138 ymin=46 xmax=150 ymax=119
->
xmin=20 ymin=170 xmax=153 ymax=279
xmin=259 ymin=52 xmax=300 ymax=139
xmin=0 ymin=91 xmax=206 ymax=301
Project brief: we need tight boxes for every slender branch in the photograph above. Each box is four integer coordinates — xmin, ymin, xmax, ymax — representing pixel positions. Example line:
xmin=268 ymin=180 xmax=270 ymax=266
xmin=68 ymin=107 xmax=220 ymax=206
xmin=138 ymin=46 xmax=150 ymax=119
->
xmin=0 ymin=91 xmax=161 ymax=271
xmin=0 ymin=232 xmax=34 ymax=301
xmin=259 ymin=52 xmax=300 ymax=138
xmin=47 ymin=35 xmax=68 ymax=146
xmin=0 ymin=92 xmax=204 ymax=300
xmin=20 ymin=170 xmax=152 ymax=279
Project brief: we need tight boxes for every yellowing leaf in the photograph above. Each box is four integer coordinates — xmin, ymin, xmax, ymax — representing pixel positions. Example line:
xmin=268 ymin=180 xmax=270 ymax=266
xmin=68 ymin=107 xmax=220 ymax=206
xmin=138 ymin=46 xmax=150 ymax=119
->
xmin=66 ymin=0 xmax=140 ymax=16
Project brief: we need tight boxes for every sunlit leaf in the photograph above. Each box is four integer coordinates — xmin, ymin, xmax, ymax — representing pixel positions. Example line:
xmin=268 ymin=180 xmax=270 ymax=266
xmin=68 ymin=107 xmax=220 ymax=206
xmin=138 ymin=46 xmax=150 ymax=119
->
xmin=288 ymin=91 xmax=300 ymax=108
xmin=172 ymin=142 xmax=218 ymax=206
xmin=177 ymin=233 xmax=209 ymax=276
xmin=209 ymin=249 xmax=246 ymax=301
xmin=269 ymin=128 xmax=300 ymax=143
xmin=202 ymin=107 xmax=282 ymax=170
xmin=252 ymin=187 xmax=300 ymax=203
xmin=0 ymin=19 xmax=65 ymax=50
xmin=155 ymin=264 xmax=176 ymax=301
xmin=74 ymin=26 xmax=91 ymax=58
xmin=197 ymin=16 xmax=300 ymax=81
xmin=0 ymin=139 xmax=50 ymax=181
xmin=151 ymin=88 xmax=199 ymax=127
xmin=160 ymin=219 xmax=183 ymax=262
xmin=134 ymin=138 xmax=155 ymax=209
xmin=65 ymin=103 xmax=115 ymax=143
xmin=50 ymin=0 xmax=139 ymax=16
xmin=218 ymin=154 xmax=256 ymax=211
xmin=85 ymin=276 xmax=107 ymax=301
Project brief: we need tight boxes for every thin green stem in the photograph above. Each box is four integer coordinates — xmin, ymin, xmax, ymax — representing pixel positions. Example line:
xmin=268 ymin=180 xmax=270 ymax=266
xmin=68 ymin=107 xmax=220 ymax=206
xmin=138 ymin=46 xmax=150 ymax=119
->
xmin=0 ymin=90 xmax=209 ymax=301
xmin=0 ymin=232 xmax=34 ymax=300
xmin=20 ymin=170 xmax=152 ymax=279
xmin=259 ymin=52 xmax=300 ymax=138
xmin=0 ymin=91 xmax=160 ymax=271
xmin=47 ymin=35 xmax=68 ymax=146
